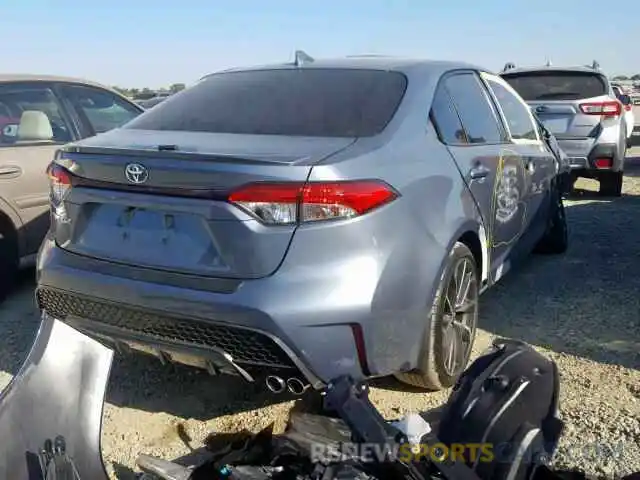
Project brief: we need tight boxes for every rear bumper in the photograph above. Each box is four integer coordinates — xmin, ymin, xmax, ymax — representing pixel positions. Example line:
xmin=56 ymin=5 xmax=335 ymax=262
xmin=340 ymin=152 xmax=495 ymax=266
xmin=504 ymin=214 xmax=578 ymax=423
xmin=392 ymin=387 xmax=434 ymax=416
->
xmin=36 ymin=243 xmax=347 ymax=388
xmin=558 ymin=141 xmax=623 ymax=173
xmin=36 ymin=215 xmax=444 ymax=388
xmin=37 ymin=288 xmax=324 ymax=388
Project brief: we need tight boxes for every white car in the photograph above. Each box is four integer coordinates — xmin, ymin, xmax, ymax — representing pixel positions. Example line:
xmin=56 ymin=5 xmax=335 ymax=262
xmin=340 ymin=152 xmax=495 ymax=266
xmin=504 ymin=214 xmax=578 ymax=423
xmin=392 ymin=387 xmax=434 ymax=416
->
xmin=613 ymin=85 xmax=635 ymax=145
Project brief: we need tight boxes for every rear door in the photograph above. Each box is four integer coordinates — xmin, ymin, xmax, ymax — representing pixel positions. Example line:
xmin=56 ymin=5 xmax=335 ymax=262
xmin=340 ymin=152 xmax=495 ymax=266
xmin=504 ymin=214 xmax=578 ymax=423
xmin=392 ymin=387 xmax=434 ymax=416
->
xmin=0 ymin=82 xmax=78 ymax=254
xmin=501 ymin=70 xmax=613 ymax=159
xmin=430 ymin=71 xmax=526 ymax=280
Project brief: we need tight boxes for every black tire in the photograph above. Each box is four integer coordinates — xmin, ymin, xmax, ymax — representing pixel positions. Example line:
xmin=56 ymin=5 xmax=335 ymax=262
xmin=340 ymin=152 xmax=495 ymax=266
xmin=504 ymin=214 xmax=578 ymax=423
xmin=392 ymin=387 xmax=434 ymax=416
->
xmin=534 ymin=185 xmax=568 ymax=255
xmin=0 ymin=225 xmax=19 ymax=301
xmin=599 ymin=171 xmax=623 ymax=197
xmin=395 ymin=242 xmax=478 ymax=391
xmin=558 ymin=172 xmax=574 ymax=198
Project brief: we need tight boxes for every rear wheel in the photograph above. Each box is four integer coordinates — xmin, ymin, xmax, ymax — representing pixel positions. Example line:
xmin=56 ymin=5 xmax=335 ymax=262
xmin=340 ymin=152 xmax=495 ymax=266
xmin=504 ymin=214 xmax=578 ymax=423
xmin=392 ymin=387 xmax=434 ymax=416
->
xmin=395 ymin=242 xmax=478 ymax=391
xmin=0 ymin=224 xmax=19 ymax=301
xmin=599 ymin=171 xmax=623 ymax=197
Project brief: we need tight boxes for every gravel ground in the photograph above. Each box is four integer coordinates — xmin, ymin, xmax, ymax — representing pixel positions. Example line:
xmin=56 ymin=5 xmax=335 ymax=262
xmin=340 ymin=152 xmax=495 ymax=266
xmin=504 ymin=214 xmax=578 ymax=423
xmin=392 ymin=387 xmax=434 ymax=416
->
xmin=1 ymin=152 xmax=639 ymax=479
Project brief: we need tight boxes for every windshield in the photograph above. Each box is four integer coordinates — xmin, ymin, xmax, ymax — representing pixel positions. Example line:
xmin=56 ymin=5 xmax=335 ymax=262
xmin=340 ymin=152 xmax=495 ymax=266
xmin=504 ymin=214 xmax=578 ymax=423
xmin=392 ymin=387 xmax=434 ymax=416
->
xmin=502 ymin=71 xmax=607 ymax=101
xmin=124 ymin=68 xmax=408 ymax=137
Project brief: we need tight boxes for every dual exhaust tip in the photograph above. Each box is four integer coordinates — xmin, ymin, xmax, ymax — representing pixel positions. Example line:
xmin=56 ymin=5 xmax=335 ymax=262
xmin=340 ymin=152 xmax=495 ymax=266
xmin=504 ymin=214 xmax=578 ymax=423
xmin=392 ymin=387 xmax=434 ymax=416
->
xmin=265 ymin=375 xmax=309 ymax=395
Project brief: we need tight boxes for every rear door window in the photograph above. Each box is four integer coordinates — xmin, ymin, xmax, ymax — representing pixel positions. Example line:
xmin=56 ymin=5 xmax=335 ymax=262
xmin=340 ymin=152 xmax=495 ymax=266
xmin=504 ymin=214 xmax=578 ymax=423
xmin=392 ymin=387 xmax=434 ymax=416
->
xmin=430 ymin=85 xmax=468 ymax=145
xmin=61 ymin=85 xmax=142 ymax=134
xmin=502 ymin=71 xmax=607 ymax=101
xmin=442 ymin=72 xmax=506 ymax=144
xmin=0 ymin=85 xmax=73 ymax=145
xmin=124 ymin=69 xmax=408 ymax=137
xmin=484 ymin=76 xmax=538 ymax=141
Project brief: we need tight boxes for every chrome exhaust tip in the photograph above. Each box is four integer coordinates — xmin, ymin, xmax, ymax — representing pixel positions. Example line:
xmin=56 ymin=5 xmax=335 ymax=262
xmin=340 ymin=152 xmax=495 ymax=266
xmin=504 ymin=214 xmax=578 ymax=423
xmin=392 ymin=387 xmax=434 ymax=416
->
xmin=265 ymin=375 xmax=286 ymax=394
xmin=286 ymin=377 xmax=310 ymax=396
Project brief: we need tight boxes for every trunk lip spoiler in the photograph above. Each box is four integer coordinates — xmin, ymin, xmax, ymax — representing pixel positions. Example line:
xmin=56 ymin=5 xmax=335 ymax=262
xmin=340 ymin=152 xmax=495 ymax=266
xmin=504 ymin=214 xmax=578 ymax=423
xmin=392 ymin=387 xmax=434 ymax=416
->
xmin=60 ymin=145 xmax=300 ymax=166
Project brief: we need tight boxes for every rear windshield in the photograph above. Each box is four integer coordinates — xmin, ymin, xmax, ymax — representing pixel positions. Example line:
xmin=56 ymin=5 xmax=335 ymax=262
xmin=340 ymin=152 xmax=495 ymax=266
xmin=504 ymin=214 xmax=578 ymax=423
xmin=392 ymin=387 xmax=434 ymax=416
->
xmin=124 ymin=69 xmax=408 ymax=137
xmin=502 ymin=71 xmax=607 ymax=101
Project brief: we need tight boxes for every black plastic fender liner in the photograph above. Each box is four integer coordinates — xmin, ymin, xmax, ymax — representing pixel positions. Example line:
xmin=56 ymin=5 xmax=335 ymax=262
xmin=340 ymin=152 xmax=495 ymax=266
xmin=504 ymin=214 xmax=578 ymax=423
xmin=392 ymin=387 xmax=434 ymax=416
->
xmin=0 ymin=313 xmax=112 ymax=479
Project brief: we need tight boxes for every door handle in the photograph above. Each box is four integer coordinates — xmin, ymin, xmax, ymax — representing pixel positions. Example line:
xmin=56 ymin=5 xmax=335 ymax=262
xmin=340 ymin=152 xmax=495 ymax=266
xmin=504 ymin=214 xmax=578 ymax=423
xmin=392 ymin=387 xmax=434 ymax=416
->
xmin=469 ymin=164 xmax=490 ymax=180
xmin=0 ymin=165 xmax=22 ymax=177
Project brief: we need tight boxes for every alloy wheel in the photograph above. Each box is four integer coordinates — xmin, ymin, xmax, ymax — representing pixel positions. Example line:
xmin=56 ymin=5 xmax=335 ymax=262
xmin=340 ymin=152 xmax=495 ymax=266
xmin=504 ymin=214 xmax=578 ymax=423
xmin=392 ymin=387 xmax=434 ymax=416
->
xmin=441 ymin=257 xmax=478 ymax=377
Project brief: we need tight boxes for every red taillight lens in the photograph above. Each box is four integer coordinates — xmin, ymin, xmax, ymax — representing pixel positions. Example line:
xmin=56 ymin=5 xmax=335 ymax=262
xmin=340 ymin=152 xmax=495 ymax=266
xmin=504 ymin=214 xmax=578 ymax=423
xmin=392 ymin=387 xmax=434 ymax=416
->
xmin=227 ymin=180 xmax=398 ymax=225
xmin=579 ymin=101 xmax=622 ymax=117
xmin=46 ymin=162 xmax=72 ymax=206
xmin=594 ymin=158 xmax=613 ymax=169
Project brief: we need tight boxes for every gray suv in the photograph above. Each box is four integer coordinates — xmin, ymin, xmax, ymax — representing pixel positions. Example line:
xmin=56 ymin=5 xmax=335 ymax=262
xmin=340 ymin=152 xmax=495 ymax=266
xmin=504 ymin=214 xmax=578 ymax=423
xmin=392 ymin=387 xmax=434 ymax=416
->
xmin=501 ymin=65 xmax=629 ymax=196
xmin=36 ymin=58 xmax=569 ymax=393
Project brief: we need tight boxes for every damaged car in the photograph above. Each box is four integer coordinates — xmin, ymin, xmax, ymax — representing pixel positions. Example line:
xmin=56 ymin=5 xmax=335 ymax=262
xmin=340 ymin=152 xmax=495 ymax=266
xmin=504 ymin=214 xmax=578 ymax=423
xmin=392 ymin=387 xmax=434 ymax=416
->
xmin=36 ymin=54 xmax=570 ymax=394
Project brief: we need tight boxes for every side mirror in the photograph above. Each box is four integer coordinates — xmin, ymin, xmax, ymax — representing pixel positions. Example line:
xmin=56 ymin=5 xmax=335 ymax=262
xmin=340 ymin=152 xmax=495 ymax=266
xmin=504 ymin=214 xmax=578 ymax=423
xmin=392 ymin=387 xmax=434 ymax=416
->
xmin=619 ymin=94 xmax=632 ymax=106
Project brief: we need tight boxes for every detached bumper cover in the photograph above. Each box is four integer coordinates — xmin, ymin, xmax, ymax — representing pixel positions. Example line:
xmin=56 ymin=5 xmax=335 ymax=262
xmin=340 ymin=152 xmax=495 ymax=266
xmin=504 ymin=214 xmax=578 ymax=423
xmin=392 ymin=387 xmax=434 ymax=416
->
xmin=0 ymin=315 xmax=111 ymax=479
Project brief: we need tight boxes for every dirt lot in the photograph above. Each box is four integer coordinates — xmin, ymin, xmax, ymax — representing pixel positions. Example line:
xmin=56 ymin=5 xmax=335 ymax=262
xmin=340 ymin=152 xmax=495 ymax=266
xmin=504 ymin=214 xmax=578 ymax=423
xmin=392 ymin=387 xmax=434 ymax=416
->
xmin=1 ymin=154 xmax=639 ymax=479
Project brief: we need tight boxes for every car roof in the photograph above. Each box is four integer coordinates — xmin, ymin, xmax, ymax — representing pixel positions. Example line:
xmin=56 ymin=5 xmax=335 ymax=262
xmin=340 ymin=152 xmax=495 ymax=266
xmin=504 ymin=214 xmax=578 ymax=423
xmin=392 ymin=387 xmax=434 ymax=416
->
xmin=203 ymin=56 xmax=487 ymax=79
xmin=0 ymin=74 xmax=123 ymax=94
xmin=500 ymin=65 xmax=606 ymax=76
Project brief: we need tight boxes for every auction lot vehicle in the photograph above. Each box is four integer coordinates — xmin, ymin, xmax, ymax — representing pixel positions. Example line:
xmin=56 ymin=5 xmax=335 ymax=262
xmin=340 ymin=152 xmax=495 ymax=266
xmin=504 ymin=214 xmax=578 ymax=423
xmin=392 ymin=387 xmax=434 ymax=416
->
xmin=0 ymin=75 xmax=143 ymax=297
xmin=36 ymin=56 xmax=569 ymax=392
xmin=612 ymin=85 xmax=635 ymax=146
xmin=137 ymin=96 xmax=168 ymax=109
xmin=501 ymin=65 xmax=629 ymax=196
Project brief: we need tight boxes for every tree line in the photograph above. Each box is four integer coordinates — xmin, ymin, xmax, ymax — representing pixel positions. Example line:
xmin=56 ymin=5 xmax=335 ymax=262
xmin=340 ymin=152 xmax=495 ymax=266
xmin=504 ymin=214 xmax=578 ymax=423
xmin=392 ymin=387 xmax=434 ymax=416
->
xmin=111 ymin=83 xmax=187 ymax=100
xmin=612 ymin=75 xmax=640 ymax=81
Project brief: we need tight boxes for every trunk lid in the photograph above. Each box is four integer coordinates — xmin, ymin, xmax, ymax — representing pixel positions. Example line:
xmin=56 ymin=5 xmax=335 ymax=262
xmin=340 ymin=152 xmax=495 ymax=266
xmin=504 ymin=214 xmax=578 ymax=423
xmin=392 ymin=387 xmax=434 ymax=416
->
xmin=54 ymin=129 xmax=356 ymax=279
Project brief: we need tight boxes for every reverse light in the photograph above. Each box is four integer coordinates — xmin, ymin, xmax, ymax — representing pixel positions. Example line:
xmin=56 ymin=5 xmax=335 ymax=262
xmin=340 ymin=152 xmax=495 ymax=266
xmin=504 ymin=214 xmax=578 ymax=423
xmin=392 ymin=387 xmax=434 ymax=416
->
xmin=227 ymin=180 xmax=398 ymax=225
xmin=579 ymin=101 xmax=622 ymax=117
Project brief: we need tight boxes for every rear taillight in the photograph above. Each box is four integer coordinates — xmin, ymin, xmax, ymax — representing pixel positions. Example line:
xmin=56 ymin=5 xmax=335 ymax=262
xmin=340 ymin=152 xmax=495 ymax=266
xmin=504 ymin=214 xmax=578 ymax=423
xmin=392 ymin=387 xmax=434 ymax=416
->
xmin=579 ymin=101 xmax=622 ymax=117
xmin=227 ymin=180 xmax=398 ymax=225
xmin=46 ymin=163 xmax=72 ymax=213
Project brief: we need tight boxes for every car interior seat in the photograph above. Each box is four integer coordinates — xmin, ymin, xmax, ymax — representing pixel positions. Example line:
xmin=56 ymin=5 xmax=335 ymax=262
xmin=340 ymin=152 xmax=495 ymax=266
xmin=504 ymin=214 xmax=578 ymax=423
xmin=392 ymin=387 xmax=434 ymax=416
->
xmin=17 ymin=110 xmax=54 ymax=143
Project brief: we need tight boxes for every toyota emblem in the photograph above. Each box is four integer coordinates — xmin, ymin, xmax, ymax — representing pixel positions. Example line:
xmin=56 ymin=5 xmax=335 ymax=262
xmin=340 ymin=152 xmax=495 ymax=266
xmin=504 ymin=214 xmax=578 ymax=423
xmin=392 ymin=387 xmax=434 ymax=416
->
xmin=124 ymin=163 xmax=149 ymax=184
